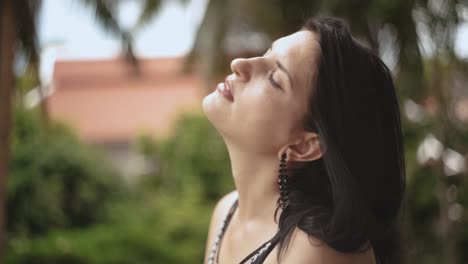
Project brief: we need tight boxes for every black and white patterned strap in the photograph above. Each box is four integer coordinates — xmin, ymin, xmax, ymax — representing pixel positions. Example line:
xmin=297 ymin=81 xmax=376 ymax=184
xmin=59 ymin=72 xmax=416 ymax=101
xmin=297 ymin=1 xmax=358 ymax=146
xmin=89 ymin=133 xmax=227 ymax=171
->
xmin=206 ymin=196 xmax=281 ymax=264
xmin=207 ymin=198 xmax=238 ymax=264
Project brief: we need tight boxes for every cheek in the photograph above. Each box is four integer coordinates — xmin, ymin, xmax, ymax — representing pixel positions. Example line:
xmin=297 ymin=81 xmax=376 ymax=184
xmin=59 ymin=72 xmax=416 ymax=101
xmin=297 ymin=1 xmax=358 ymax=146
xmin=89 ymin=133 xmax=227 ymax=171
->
xmin=232 ymin=88 xmax=298 ymax=150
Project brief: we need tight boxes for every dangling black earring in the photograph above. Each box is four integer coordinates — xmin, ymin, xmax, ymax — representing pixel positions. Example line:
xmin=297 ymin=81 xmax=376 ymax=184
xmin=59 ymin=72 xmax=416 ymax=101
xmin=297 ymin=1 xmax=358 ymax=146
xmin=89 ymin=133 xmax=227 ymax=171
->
xmin=278 ymin=152 xmax=289 ymax=209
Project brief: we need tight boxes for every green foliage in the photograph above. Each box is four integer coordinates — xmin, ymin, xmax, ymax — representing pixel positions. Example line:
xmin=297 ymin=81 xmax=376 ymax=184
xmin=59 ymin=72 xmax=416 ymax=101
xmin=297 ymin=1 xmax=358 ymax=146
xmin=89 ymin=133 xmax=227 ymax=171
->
xmin=7 ymin=107 xmax=125 ymax=238
xmin=7 ymin=189 xmax=212 ymax=264
xmin=401 ymin=115 xmax=468 ymax=263
xmin=138 ymin=112 xmax=234 ymax=203
xmin=7 ymin=110 xmax=233 ymax=263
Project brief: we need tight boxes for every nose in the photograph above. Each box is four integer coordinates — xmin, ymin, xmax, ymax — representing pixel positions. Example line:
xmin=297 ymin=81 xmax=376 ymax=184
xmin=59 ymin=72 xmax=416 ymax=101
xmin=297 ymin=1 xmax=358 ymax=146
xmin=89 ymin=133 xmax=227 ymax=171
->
xmin=230 ymin=58 xmax=252 ymax=82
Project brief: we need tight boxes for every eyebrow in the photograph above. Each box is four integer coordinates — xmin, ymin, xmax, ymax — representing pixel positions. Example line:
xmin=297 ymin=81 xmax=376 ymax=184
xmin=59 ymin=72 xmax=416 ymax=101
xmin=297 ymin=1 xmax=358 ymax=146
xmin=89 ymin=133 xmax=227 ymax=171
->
xmin=271 ymin=41 xmax=294 ymax=89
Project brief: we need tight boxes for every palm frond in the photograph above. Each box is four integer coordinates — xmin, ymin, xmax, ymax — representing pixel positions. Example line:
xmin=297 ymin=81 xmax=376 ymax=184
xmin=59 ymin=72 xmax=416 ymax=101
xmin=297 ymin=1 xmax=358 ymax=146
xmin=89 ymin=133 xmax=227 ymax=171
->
xmin=80 ymin=0 xmax=121 ymax=36
xmin=78 ymin=0 xmax=138 ymax=69
xmin=134 ymin=0 xmax=163 ymax=31
xmin=14 ymin=0 xmax=41 ymax=67
xmin=133 ymin=0 xmax=190 ymax=32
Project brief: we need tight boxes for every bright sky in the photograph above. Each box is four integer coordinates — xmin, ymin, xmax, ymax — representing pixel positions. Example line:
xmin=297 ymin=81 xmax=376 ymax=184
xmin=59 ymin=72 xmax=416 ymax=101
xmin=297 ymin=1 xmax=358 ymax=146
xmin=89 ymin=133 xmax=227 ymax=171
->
xmin=38 ymin=0 xmax=207 ymax=60
xmin=455 ymin=23 xmax=468 ymax=56
xmin=38 ymin=0 xmax=467 ymax=61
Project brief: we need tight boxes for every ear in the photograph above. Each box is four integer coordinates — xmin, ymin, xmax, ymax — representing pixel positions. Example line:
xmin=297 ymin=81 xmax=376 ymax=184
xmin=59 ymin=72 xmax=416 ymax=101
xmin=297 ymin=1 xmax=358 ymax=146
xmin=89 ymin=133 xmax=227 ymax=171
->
xmin=278 ymin=132 xmax=322 ymax=162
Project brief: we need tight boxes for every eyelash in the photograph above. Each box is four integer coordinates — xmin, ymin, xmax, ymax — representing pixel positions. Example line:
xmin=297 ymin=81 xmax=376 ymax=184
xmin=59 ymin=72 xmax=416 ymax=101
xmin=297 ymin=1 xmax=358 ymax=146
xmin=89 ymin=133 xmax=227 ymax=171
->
xmin=263 ymin=48 xmax=282 ymax=90
xmin=268 ymin=71 xmax=281 ymax=89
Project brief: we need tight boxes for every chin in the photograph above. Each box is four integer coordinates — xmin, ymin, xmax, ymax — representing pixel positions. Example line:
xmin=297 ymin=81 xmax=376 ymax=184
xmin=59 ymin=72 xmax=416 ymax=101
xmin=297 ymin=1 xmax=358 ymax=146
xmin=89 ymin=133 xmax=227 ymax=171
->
xmin=202 ymin=91 xmax=229 ymax=133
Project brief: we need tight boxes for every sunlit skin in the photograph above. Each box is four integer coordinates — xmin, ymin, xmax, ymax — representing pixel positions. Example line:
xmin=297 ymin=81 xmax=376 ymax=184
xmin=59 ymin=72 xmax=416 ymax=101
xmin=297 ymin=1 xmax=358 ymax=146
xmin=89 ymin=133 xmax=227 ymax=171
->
xmin=202 ymin=30 xmax=376 ymax=264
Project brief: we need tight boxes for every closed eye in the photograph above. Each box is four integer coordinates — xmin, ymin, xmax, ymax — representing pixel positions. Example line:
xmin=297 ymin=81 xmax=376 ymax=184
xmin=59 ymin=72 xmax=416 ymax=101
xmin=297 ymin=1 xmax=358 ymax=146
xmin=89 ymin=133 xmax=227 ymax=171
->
xmin=263 ymin=48 xmax=283 ymax=91
xmin=268 ymin=70 xmax=282 ymax=90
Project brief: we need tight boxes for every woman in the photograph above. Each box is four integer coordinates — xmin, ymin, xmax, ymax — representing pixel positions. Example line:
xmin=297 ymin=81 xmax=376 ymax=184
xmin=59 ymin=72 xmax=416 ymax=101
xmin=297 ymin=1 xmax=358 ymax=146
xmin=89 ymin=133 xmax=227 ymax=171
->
xmin=202 ymin=16 xmax=406 ymax=264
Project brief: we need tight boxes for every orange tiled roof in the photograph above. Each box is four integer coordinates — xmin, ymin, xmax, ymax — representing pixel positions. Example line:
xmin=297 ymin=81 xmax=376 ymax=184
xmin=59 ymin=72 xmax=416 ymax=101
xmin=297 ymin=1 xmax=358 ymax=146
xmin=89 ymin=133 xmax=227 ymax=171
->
xmin=46 ymin=57 xmax=206 ymax=143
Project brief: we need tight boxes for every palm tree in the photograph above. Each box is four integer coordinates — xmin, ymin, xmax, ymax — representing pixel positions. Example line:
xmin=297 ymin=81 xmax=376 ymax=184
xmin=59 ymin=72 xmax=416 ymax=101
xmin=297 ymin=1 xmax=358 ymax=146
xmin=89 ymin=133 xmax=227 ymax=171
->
xmin=0 ymin=1 xmax=40 ymax=260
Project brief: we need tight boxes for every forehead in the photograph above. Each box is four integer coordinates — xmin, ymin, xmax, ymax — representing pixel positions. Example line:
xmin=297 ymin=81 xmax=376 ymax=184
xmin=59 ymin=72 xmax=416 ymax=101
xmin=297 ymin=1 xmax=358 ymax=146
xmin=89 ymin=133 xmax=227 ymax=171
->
xmin=274 ymin=30 xmax=319 ymax=97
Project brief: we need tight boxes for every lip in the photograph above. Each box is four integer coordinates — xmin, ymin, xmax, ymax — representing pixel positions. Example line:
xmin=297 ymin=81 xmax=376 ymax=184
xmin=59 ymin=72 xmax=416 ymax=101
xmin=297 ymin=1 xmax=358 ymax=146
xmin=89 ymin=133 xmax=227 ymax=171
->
xmin=225 ymin=76 xmax=234 ymax=96
xmin=217 ymin=77 xmax=234 ymax=102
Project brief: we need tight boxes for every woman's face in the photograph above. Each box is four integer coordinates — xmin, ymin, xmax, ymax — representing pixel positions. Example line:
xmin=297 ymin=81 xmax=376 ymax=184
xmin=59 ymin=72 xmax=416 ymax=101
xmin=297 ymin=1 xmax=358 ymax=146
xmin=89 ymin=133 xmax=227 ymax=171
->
xmin=202 ymin=30 xmax=320 ymax=154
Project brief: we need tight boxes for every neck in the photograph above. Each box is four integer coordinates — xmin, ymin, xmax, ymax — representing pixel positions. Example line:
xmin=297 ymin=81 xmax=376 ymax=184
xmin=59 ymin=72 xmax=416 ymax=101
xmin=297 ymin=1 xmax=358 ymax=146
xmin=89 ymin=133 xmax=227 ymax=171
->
xmin=224 ymin=140 xmax=282 ymax=225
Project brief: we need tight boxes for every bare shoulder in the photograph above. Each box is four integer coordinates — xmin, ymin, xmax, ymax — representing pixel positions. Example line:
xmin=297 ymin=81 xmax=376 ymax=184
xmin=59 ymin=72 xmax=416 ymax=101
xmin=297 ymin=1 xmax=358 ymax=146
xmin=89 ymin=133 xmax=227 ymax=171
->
xmin=281 ymin=227 xmax=376 ymax=264
xmin=203 ymin=190 xmax=238 ymax=263
xmin=211 ymin=190 xmax=238 ymax=224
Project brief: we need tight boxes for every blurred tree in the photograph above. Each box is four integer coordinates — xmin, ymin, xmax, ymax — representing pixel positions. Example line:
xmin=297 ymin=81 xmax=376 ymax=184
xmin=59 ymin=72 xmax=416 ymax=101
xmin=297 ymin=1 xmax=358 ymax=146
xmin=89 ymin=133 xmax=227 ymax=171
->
xmin=0 ymin=1 xmax=40 ymax=260
xmin=0 ymin=0 xmax=182 ymax=261
xmin=6 ymin=113 xmax=231 ymax=264
xmin=0 ymin=4 xmax=12 ymax=261
xmin=135 ymin=113 xmax=234 ymax=202
xmin=8 ymin=106 xmax=125 ymax=237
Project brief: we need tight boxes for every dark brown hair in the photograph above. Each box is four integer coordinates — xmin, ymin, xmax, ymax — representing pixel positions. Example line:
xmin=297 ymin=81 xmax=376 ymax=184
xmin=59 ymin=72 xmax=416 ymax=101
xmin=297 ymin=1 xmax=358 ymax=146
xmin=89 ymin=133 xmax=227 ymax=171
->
xmin=273 ymin=16 xmax=406 ymax=264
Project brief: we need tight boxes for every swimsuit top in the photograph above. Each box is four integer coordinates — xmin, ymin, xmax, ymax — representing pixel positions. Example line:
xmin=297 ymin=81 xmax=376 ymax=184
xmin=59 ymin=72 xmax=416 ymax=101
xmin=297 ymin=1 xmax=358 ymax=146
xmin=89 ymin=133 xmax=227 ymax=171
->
xmin=207 ymin=197 xmax=281 ymax=264
xmin=206 ymin=197 xmax=382 ymax=264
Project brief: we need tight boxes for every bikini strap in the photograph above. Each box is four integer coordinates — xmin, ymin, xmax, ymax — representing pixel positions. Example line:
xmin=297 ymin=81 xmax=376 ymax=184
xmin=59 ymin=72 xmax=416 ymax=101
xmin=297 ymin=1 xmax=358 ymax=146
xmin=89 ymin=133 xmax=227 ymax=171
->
xmin=215 ymin=197 xmax=238 ymax=263
xmin=238 ymin=225 xmax=282 ymax=263
xmin=206 ymin=196 xmax=239 ymax=264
